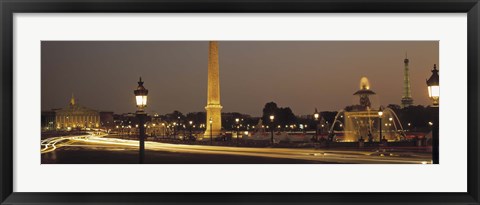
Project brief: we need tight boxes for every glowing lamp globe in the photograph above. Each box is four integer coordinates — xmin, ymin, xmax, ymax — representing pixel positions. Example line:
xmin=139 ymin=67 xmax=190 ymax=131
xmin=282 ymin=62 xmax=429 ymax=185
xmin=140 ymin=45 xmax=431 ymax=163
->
xmin=426 ymin=64 xmax=440 ymax=106
xmin=378 ymin=106 xmax=384 ymax=117
xmin=134 ymin=77 xmax=148 ymax=110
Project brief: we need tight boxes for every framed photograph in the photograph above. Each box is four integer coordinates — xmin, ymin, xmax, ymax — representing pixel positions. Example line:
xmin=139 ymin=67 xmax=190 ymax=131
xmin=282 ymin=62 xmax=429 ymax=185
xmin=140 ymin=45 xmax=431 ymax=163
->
xmin=1 ymin=0 xmax=479 ymax=204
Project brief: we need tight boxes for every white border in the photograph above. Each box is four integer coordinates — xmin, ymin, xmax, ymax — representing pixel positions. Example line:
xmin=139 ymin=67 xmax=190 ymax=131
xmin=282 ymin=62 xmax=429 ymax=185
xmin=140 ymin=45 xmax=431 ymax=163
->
xmin=14 ymin=13 xmax=467 ymax=192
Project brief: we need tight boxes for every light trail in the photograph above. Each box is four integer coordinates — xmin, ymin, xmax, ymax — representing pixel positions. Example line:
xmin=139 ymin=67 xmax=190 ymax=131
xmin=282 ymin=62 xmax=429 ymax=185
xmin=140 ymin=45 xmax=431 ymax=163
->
xmin=55 ymin=136 xmax=432 ymax=164
xmin=41 ymin=132 xmax=107 ymax=154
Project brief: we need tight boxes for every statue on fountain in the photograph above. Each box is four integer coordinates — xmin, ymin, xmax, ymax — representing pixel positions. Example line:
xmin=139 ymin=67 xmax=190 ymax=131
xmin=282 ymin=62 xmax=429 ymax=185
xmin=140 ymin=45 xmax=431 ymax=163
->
xmin=353 ymin=77 xmax=376 ymax=110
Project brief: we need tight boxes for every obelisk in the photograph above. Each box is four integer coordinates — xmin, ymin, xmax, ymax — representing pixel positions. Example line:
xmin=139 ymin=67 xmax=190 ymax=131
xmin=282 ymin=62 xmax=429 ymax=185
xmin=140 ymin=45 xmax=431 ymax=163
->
xmin=204 ymin=41 xmax=222 ymax=139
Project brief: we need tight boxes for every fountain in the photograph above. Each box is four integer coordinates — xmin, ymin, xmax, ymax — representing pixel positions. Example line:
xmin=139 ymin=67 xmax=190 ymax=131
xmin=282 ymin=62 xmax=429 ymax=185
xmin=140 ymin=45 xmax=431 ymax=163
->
xmin=329 ymin=77 xmax=405 ymax=142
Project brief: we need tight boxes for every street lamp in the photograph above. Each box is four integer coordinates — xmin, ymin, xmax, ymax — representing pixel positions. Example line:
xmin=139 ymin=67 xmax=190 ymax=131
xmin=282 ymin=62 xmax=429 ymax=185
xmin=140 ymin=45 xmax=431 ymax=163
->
xmin=173 ymin=122 xmax=177 ymax=139
xmin=314 ymin=108 xmax=319 ymax=142
xmin=209 ymin=118 xmax=213 ymax=145
xmin=134 ymin=77 xmax=148 ymax=164
xmin=235 ymin=118 xmax=240 ymax=145
xmin=269 ymin=115 xmax=275 ymax=145
xmin=427 ymin=64 xmax=440 ymax=107
xmin=189 ymin=121 xmax=193 ymax=140
xmin=378 ymin=106 xmax=384 ymax=143
xmin=427 ymin=64 xmax=439 ymax=164
xmin=161 ymin=123 xmax=165 ymax=138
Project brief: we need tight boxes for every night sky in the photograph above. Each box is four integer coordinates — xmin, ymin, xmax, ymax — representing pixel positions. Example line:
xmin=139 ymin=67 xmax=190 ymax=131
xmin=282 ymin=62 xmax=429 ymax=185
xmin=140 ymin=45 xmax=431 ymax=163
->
xmin=41 ymin=41 xmax=439 ymax=116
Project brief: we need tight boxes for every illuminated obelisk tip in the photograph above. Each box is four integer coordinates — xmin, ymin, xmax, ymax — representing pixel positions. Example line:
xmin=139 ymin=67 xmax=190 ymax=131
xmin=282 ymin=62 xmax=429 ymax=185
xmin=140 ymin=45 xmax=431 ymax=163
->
xmin=204 ymin=41 xmax=223 ymax=139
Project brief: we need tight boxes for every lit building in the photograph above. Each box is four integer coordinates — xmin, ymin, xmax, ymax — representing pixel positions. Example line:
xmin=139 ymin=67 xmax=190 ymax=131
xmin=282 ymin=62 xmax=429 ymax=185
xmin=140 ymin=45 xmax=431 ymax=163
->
xmin=55 ymin=94 xmax=100 ymax=130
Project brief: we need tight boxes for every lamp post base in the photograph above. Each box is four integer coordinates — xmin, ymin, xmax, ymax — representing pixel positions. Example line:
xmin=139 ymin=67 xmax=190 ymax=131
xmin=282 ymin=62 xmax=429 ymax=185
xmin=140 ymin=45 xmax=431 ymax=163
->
xmin=136 ymin=111 xmax=146 ymax=164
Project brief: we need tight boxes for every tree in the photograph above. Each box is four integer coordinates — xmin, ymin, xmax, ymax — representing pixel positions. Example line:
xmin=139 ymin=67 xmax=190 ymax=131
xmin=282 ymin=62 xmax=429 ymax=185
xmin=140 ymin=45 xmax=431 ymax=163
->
xmin=387 ymin=104 xmax=401 ymax=112
xmin=395 ymin=105 xmax=437 ymax=131
xmin=261 ymin=102 xmax=298 ymax=130
xmin=262 ymin=102 xmax=278 ymax=124
xmin=164 ymin=110 xmax=185 ymax=123
xmin=278 ymin=107 xmax=297 ymax=127
xmin=320 ymin=111 xmax=337 ymax=125
xmin=186 ymin=112 xmax=206 ymax=130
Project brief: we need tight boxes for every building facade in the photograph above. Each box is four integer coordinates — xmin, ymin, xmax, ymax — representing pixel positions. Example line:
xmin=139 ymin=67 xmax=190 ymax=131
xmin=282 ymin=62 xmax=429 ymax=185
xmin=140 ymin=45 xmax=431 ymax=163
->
xmin=55 ymin=95 xmax=100 ymax=130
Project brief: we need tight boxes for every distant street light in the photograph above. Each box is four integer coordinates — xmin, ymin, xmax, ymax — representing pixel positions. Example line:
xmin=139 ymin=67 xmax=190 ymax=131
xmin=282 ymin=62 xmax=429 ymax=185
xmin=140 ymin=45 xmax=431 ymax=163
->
xmin=427 ymin=64 xmax=439 ymax=164
xmin=314 ymin=108 xmax=319 ymax=142
xmin=235 ymin=118 xmax=240 ymax=145
xmin=189 ymin=121 xmax=193 ymax=140
xmin=209 ymin=118 xmax=213 ymax=145
xmin=270 ymin=115 xmax=275 ymax=145
xmin=134 ymin=77 xmax=148 ymax=164
xmin=173 ymin=122 xmax=177 ymax=139
xmin=378 ymin=106 xmax=384 ymax=143
xmin=161 ymin=123 xmax=165 ymax=138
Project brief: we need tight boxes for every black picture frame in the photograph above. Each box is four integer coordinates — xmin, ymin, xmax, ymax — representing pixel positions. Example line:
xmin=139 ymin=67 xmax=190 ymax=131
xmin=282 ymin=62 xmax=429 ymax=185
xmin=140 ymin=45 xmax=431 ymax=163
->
xmin=1 ymin=0 xmax=479 ymax=204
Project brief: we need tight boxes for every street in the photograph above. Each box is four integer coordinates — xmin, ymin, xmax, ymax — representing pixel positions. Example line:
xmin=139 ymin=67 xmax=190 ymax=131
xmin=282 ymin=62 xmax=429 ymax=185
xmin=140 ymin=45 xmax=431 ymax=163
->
xmin=41 ymin=134 xmax=432 ymax=164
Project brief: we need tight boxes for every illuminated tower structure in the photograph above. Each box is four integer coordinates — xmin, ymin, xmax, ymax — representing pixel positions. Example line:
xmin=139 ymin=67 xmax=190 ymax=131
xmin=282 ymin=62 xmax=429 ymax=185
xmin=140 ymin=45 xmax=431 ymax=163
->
xmin=401 ymin=53 xmax=414 ymax=107
xmin=204 ymin=41 xmax=222 ymax=139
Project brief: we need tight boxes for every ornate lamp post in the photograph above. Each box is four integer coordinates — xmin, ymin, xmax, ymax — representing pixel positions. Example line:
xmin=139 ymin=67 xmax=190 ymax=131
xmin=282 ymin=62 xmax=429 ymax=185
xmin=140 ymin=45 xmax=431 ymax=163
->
xmin=314 ymin=108 xmax=320 ymax=142
xmin=427 ymin=64 xmax=439 ymax=164
xmin=378 ymin=106 xmax=384 ymax=143
xmin=209 ymin=118 xmax=213 ymax=145
xmin=134 ymin=77 xmax=148 ymax=164
xmin=269 ymin=115 xmax=275 ymax=145
xmin=427 ymin=64 xmax=440 ymax=107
